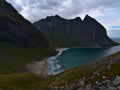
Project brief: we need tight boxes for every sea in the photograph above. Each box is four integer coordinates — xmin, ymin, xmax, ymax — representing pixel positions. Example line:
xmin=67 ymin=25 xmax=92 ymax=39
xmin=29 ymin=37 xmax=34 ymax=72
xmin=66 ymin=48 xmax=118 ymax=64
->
xmin=47 ymin=38 xmax=120 ymax=75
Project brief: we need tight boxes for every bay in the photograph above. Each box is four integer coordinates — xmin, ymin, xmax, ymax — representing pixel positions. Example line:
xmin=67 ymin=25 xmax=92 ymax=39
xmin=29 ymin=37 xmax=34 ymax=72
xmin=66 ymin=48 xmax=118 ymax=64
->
xmin=47 ymin=38 xmax=120 ymax=75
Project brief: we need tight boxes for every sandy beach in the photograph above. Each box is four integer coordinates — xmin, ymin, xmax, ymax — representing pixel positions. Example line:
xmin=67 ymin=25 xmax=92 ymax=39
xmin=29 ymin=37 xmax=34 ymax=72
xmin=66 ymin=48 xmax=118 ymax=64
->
xmin=56 ymin=48 xmax=68 ymax=51
xmin=19 ymin=48 xmax=67 ymax=76
xmin=20 ymin=59 xmax=48 ymax=76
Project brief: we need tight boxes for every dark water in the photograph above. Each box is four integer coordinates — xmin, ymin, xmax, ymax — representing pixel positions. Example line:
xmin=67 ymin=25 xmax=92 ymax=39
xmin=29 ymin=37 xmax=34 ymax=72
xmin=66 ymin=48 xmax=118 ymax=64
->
xmin=47 ymin=38 xmax=120 ymax=75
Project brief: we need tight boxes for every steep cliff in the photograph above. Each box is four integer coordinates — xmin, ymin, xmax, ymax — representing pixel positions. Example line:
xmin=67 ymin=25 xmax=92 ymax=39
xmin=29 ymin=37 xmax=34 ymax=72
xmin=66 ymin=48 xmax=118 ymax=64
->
xmin=34 ymin=15 xmax=118 ymax=47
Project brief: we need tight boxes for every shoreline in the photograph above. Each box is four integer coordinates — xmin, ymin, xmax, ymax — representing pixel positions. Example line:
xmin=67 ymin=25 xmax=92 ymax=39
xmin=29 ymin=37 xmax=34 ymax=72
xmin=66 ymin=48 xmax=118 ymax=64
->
xmin=55 ymin=48 xmax=68 ymax=51
xmin=20 ymin=48 xmax=67 ymax=76
xmin=20 ymin=46 xmax=120 ymax=76
xmin=55 ymin=45 xmax=120 ymax=50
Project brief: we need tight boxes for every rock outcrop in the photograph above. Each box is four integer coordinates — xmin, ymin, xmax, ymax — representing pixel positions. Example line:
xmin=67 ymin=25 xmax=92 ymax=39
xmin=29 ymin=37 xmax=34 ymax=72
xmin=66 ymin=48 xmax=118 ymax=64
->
xmin=34 ymin=15 xmax=118 ymax=47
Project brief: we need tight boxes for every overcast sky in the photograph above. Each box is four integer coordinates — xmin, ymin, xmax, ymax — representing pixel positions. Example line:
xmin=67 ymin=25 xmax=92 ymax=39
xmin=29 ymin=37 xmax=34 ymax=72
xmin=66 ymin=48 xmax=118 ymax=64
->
xmin=6 ymin=0 xmax=120 ymax=31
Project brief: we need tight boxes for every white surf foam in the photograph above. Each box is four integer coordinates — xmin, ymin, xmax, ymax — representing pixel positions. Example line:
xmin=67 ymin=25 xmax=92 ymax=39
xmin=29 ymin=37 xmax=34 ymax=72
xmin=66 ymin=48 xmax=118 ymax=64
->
xmin=47 ymin=48 xmax=69 ymax=75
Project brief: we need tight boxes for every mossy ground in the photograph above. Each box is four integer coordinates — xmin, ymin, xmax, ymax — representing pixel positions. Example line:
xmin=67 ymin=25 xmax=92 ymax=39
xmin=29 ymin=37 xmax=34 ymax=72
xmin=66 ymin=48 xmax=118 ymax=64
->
xmin=0 ymin=73 xmax=53 ymax=90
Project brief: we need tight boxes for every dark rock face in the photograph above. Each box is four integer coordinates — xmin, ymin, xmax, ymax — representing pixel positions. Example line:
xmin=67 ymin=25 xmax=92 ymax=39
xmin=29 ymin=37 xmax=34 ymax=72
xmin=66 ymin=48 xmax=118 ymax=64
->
xmin=34 ymin=15 xmax=118 ymax=47
xmin=0 ymin=0 xmax=53 ymax=50
xmin=80 ymin=15 xmax=116 ymax=46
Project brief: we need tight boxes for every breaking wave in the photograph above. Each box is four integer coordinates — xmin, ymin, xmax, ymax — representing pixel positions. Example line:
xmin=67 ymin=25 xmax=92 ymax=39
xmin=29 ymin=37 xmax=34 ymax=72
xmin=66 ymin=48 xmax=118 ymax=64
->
xmin=47 ymin=48 xmax=69 ymax=75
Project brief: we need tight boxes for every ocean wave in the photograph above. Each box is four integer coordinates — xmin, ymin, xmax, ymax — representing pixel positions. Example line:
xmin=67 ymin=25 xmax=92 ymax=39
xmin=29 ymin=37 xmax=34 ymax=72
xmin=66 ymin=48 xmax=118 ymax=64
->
xmin=47 ymin=48 xmax=69 ymax=75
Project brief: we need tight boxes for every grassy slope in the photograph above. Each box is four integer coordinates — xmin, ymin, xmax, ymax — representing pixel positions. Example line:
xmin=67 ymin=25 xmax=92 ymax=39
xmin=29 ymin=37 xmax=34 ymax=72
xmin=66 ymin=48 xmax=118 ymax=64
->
xmin=0 ymin=51 xmax=120 ymax=89
xmin=0 ymin=73 xmax=53 ymax=90
xmin=0 ymin=44 xmax=56 ymax=74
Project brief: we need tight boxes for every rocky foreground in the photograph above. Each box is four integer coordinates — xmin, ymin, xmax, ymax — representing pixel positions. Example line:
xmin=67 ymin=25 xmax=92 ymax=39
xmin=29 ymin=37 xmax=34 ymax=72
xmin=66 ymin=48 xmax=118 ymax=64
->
xmin=52 ymin=75 xmax=120 ymax=90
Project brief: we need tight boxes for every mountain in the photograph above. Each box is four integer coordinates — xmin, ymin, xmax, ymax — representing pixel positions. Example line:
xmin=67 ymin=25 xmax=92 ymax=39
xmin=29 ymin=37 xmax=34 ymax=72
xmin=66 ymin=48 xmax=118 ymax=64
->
xmin=0 ymin=0 xmax=55 ymax=73
xmin=34 ymin=15 xmax=118 ymax=47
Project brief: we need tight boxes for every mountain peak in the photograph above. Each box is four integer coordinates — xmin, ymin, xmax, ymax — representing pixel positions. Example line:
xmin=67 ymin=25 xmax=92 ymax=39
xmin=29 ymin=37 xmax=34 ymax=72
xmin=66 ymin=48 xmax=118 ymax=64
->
xmin=84 ymin=14 xmax=94 ymax=21
xmin=34 ymin=15 xmax=118 ymax=47
xmin=54 ymin=15 xmax=60 ymax=18
xmin=45 ymin=15 xmax=63 ymax=20
xmin=85 ymin=14 xmax=91 ymax=18
xmin=74 ymin=17 xmax=82 ymax=21
xmin=53 ymin=15 xmax=64 ymax=20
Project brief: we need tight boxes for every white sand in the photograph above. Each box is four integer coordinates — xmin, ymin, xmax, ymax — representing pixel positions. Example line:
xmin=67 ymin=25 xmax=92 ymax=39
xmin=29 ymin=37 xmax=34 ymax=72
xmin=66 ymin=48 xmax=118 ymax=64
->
xmin=56 ymin=48 xmax=67 ymax=51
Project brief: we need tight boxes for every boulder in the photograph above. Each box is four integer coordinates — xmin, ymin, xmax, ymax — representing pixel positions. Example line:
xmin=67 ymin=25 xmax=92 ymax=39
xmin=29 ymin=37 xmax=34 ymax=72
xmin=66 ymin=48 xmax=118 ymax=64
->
xmin=106 ymin=86 xmax=117 ymax=90
xmin=113 ymin=76 xmax=120 ymax=86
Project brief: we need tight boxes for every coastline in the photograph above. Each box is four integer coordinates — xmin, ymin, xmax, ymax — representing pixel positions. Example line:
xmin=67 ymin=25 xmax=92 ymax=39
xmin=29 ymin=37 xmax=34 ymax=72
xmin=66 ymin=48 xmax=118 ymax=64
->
xmin=19 ymin=48 xmax=67 ymax=76
xmin=47 ymin=48 xmax=69 ymax=75
xmin=55 ymin=45 xmax=120 ymax=50
xmin=19 ymin=46 xmax=120 ymax=76
xmin=56 ymin=48 xmax=68 ymax=51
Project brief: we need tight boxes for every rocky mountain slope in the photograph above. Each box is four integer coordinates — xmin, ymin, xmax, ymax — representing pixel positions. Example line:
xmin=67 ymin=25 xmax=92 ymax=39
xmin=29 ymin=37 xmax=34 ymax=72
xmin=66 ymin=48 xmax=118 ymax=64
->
xmin=0 ymin=0 xmax=55 ymax=73
xmin=34 ymin=15 xmax=118 ymax=47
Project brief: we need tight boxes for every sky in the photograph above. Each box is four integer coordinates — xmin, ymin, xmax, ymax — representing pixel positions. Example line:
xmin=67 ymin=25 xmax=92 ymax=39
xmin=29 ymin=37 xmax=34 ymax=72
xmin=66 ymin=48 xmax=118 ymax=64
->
xmin=6 ymin=0 xmax=120 ymax=37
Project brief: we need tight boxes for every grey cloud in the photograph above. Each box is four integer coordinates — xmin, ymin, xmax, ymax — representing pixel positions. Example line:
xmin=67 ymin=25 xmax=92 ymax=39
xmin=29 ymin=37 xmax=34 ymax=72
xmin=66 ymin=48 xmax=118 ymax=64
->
xmin=6 ymin=0 xmax=120 ymax=29
xmin=46 ymin=0 xmax=61 ymax=7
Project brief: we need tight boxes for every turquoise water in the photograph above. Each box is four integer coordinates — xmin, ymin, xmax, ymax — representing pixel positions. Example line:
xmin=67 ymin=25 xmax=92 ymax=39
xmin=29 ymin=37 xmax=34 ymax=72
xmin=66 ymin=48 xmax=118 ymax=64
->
xmin=58 ymin=47 xmax=120 ymax=70
xmin=47 ymin=38 xmax=120 ymax=75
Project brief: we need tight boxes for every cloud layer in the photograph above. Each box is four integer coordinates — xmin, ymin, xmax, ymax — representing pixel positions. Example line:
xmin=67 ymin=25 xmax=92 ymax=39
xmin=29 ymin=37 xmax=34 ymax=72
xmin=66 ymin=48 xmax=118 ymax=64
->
xmin=6 ymin=0 xmax=120 ymax=29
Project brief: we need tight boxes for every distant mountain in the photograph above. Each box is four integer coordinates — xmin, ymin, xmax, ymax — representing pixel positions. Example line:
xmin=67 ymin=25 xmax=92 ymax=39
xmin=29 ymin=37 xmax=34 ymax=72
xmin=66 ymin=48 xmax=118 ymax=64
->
xmin=34 ymin=15 xmax=118 ymax=47
xmin=0 ymin=0 xmax=55 ymax=73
